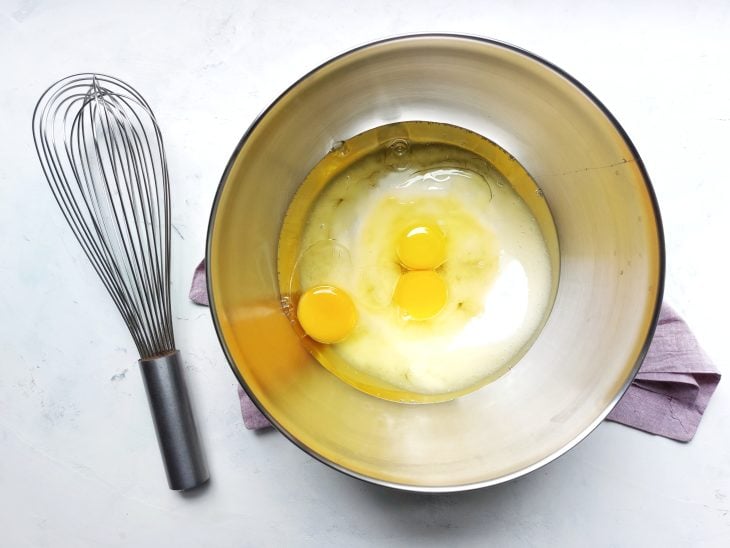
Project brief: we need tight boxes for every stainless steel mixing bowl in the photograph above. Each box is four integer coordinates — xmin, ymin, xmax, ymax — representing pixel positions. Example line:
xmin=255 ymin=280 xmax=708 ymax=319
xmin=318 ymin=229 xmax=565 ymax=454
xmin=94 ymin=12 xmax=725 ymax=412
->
xmin=207 ymin=34 xmax=664 ymax=491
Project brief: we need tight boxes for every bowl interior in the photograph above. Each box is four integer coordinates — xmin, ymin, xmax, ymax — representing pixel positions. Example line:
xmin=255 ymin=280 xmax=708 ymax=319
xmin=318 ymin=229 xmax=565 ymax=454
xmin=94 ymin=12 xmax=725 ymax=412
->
xmin=207 ymin=35 xmax=663 ymax=490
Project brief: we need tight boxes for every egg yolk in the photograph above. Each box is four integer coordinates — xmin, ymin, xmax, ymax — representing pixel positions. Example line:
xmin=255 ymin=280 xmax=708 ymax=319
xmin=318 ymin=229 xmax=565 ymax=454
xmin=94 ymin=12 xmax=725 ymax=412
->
xmin=393 ymin=270 xmax=448 ymax=320
xmin=297 ymin=285 xmax=357 ymax=344
xmin=396 ymin=223 xmax=446 ymax=270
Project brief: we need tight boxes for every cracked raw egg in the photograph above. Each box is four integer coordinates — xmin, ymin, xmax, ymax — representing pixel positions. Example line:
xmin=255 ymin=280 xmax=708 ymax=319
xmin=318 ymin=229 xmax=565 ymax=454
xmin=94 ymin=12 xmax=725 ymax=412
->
xmin=279 ymin=126 xmax=556 ymax=400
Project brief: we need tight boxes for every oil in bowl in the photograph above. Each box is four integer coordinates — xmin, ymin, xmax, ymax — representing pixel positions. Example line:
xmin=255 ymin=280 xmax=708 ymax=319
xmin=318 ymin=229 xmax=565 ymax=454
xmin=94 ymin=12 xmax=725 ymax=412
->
xmin=278 ymin=121 xmax=559 ymax=403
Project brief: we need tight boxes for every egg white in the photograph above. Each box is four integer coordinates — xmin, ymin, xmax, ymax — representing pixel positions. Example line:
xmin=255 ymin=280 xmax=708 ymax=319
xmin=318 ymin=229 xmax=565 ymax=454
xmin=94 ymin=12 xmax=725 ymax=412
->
xmin=296 ymin=163 xmax=553 ymax=395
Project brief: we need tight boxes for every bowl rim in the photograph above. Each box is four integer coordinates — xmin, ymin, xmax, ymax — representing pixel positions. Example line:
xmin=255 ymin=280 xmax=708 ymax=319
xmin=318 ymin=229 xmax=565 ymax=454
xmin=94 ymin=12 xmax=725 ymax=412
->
xmin=205 ymin=33 xmax=666 ymax=493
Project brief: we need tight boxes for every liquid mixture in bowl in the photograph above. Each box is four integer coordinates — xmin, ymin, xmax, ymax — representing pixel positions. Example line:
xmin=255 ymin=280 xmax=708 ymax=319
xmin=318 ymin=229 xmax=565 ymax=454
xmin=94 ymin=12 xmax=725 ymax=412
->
xmin=278 ymin=122 xmax=559 ymax=402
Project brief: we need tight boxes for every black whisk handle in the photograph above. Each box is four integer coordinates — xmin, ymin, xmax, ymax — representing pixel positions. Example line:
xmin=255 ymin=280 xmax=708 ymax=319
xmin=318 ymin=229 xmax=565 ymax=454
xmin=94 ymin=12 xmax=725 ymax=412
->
xmin=139 ymin=351 xmax=209 ymax=490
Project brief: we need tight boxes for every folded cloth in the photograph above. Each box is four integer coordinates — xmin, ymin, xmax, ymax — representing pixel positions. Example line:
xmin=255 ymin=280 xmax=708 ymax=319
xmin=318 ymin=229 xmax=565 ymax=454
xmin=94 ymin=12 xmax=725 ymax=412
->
xmin=188 ymin=260 xmax=210 ymax=306
xmin=237 ymin=386 xmax=273 ymax=430
xmin=191 ymin=260 xmax=720 ymax=440
xmin=605 ymin=304 xmax=720 ymax=441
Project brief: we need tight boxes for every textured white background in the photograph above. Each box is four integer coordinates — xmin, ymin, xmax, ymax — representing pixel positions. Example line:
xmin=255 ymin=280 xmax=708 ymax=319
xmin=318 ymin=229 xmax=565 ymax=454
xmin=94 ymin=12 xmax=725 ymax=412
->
xmin=1 ymin=0 xmax=729 ymax=546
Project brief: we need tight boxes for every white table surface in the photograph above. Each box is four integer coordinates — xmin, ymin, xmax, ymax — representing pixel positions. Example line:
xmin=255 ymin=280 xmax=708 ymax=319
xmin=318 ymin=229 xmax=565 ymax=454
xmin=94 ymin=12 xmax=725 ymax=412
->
xmin=2 ymin=1 xmax=729 ymax=546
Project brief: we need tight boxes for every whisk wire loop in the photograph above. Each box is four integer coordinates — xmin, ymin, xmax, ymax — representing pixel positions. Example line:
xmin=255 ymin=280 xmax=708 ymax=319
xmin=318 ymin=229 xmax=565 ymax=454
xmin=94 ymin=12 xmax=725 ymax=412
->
xmin=32 ymin=74 xmax=174 ymax=358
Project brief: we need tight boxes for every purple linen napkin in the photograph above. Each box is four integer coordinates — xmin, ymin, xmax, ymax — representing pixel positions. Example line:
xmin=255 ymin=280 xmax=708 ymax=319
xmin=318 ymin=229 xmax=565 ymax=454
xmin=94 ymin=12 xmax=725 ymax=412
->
xmin=605 ymin=304 xmax=720 ymax=441
xmin=188 ymin=260 xmax=210 ymax=306
xmin=191 ymin=260 xmax=720 ymax=440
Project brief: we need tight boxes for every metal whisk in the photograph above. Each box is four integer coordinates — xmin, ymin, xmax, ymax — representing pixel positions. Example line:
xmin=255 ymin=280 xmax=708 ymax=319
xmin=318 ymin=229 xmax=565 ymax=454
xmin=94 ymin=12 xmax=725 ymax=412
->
xmin=32 ymin=74 xmax=208 ymax=490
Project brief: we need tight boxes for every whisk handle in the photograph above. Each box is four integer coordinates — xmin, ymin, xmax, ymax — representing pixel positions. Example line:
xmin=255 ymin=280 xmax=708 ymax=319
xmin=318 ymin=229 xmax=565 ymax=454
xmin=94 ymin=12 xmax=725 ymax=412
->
xmin=139 ymin=351 xmax=209 ymax=490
